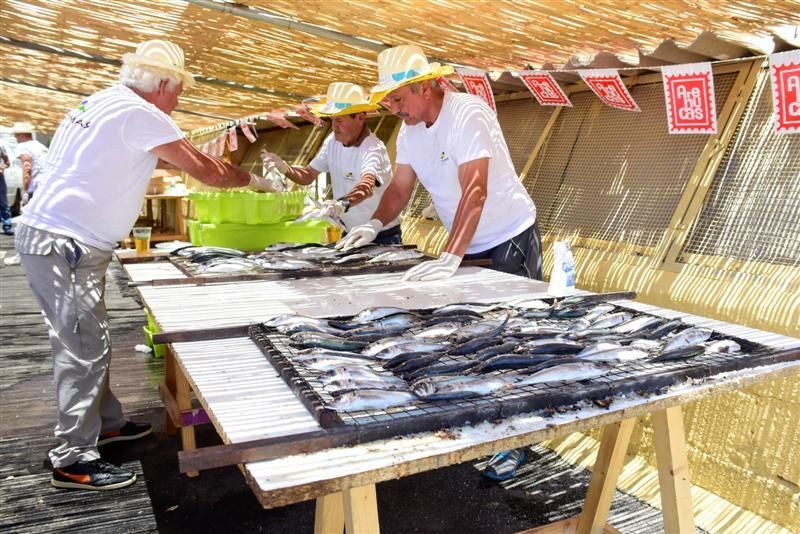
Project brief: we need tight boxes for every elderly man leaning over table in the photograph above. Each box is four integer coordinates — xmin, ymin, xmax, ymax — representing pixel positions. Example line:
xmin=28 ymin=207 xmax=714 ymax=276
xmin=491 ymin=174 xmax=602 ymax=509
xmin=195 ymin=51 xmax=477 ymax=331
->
xmin=15 ymin=39 xmax=273 ymax=492
xmin=337 ymin=44 xmax=543 ymax=480
xmin=259 ymin=82 xmax=403 ymax=244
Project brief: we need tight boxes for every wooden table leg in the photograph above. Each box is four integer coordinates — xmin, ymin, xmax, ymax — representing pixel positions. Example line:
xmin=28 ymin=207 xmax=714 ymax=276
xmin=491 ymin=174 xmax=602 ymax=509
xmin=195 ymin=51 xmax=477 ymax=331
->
xmin=652 ymin=406 xmax=694 ymax=534
xmin=343 ymin=484 xmax=380 ymax=534
xmin=314 ymin=492 xmax=345 ymax=534
xmin=575 ymin=417 xmax=636 ymax=534
xmin=175 ymin=362 xmax=199 ymax=477
xmin=164 ymin=346 xmax=177 ymax=435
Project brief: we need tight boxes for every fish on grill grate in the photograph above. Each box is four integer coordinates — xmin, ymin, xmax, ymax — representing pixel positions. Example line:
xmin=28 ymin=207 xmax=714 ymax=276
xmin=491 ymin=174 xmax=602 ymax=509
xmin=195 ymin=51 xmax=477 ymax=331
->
xmin=371 ymin=341 xmax=451 ymax=360
xmin=289 ymin=332 xmax=368 ymax=351
xmin=411 ymin=375 xmax=516 ymax=401
xmin=589 ymin=311 xmax=634 ymax=330
xmin=651 ymin=344 xmax=706 ymax=362
xmin=578 ymin=347 xmax=649 ymax=362
xmin=515 ymin=361 xmax=610 ymax=386
xmin=320 ymin=366 xmax=406 ymax=385
xmin=662 ymin=327 xmax=713 ymax=352
xmin=366 ymin=249 xmax=425 ymax=263
xmin=328 ymin=390 xmax=418 ymax=412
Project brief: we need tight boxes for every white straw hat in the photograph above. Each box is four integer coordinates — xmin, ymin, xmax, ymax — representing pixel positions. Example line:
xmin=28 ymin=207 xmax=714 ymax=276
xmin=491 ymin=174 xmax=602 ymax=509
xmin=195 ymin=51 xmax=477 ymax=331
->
xmin=10 ymin=121 xmax=35 ymax=134
xmin=310 ymin=82 xmax=379 ymax=117
xmin=122 ymin=39 xmax=196 ymax=88
xmin=369 ymin=45 xmax=454 ymax=102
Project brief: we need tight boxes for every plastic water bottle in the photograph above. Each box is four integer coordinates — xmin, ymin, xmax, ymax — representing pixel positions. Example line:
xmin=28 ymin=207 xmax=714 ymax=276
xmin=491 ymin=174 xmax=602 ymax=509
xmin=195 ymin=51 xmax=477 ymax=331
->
xmin=549 ymin=241 xmax=576 ymax=296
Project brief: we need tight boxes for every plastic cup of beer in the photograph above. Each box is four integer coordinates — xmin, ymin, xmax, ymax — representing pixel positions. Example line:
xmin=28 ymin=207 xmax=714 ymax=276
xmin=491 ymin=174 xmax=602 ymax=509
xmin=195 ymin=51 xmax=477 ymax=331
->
xmin=326 ymin=224 xmax=343 ymax=244
xmin=133 ymin=227 xmax=152 ymax=254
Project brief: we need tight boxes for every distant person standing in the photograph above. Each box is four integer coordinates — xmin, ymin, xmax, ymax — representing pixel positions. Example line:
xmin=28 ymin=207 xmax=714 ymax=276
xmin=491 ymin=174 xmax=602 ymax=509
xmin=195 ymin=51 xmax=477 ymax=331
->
xmin=0 ymin=142 xmax=12 ymax=234
xmin=11 ymin=122 xmax=48 ymax=205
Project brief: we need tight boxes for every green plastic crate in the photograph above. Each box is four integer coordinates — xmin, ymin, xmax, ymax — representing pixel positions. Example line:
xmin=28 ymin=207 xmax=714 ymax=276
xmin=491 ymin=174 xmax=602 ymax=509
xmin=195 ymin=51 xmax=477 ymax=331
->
xmin=143 ymin=326 xmax=166 ymax=359
xmin=187 ymin=191 xmax=305 ymax=225
xmin=186 ymin=219 xmax=330 ymax=250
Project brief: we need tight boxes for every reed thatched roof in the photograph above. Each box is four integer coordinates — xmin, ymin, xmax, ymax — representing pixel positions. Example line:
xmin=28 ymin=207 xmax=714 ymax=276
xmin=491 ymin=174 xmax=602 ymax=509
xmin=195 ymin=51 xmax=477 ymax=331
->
xmin=1 ymin=0 xmax=797 ymax=132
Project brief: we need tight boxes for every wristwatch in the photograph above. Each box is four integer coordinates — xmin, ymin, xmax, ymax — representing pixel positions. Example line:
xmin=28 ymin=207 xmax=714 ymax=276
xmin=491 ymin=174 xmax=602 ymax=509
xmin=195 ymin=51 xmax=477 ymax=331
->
xmin=338 ymin=198 xmax=351 ymax=212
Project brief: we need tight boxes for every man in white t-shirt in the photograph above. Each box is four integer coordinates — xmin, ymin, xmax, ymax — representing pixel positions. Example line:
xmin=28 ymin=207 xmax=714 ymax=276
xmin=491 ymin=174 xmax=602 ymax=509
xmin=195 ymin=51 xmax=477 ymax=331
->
xmin=15 ymin=40 xmax=265 ymax=492
xmin=338 ymin=45 xmax=542 ymax=481
xmin=260 ymin=82 xmax=402 ymax=243
xmin=11 ymin=122 xmax=48 ymax=204
xmin=338 ymin=45 xmax=542 ymax=285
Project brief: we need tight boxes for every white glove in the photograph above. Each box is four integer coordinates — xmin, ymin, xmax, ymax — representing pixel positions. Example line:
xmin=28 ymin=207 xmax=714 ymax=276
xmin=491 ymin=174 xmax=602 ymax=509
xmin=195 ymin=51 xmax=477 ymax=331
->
xmin=335 ymin=218 xmax=383 ymax=250
xmin=320 ymin=200 xmax=346 ymax=220
xmin=401 ymin=252 xmax=462 ymax=282
xmin=248 ymin=172 xmax=278 ymax=192
xmin=260 ymin=149 xmax=289 ymax=174
xmin=21 ymin=191 xmax=30 ymax=205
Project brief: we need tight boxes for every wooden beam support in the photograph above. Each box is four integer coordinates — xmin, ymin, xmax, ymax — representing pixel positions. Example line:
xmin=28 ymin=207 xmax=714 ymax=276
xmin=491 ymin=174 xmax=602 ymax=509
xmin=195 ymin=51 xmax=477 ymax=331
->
xmin=314 ymin=492 xmax=345 ymax=534
xmin=576 ymin=418 xmax=636 ymax=534
xmin=343 ymin=484 xmax=380 ymax=534
xmin=164 ymin=347 xmax=177 ymax=435
xmin=176 ymin=363 xmax=200 ymax=478
xmin=652 ymin=406 xmax=694 ymax=534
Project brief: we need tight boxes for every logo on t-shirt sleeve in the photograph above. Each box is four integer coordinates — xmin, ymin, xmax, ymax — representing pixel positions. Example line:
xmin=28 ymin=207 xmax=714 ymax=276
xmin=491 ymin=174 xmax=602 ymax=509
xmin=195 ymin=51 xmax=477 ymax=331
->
xmin=66 ymin=99 xmax=91 ymax=129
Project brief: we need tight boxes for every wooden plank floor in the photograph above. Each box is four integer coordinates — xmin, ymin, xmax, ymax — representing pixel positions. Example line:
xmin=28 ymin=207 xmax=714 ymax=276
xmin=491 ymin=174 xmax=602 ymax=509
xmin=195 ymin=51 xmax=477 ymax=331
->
xmin=0 ymin=234 xmax=715 ymax=533
xmin=1 ymin=236 xmax=160 ymax=533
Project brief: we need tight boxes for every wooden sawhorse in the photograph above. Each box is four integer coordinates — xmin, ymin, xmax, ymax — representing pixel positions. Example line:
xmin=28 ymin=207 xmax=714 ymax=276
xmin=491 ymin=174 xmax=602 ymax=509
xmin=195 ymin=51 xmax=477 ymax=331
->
xmin=312 ymin=406 xmax=692 ymax=534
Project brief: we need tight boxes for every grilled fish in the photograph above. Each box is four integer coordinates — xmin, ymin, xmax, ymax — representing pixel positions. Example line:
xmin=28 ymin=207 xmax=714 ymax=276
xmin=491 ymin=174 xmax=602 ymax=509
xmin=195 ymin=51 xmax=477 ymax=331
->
xmin=328 ymin=390 xmax=417 ymax=412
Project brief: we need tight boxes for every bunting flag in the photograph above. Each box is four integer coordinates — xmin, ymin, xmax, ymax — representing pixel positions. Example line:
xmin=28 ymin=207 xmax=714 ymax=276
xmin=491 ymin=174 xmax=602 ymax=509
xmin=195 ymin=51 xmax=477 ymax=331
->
xmin=578 ymin=69 xmax=640 ymax=112
xmin=456 ymin=68 xmax=496 ymax=112
xmin=199 ymin=142 xmax=208 ymax=154
xmin=227 ymin=127 xmax=238 ymax=152
xmin=511 ymin=70 xmax=572 ymax=106
xmin=436 ymin=76 xmax=459 ymax=93
xmin=263 ymin=111 xmax=299 ymax=129
xmin=661 ymin=62 xmax=717 ymax=134
xmin=239 ymin=118 xmax=257 ymax=143
xmin=216 ymin=133 xmax=226 ymax=156
xmin=296 ymin=107 xmax=325 ymax=127
xmin=769 ymin=50 xmax=800 ymax=134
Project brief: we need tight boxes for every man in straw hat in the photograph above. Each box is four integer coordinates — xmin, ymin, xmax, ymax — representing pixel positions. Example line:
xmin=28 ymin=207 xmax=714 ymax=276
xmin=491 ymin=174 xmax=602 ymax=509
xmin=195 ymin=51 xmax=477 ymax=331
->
xmin=15 ymin=39 xmax=265 ymax=491
xmin=260 ymin=82 xmax=402 ymax=242
xmin=338 ymin=44 xmax=542 ymax=479
xmin=10 ymin=121 xmax=48 ymax=205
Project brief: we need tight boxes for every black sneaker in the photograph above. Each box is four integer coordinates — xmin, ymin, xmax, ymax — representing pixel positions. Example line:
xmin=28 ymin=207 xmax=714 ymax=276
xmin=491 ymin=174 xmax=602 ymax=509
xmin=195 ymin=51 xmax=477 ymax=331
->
xmin=97 ymin=421 xmax=153 ymax=446
xmin=51 ymin=459 xmax=136 ymax=491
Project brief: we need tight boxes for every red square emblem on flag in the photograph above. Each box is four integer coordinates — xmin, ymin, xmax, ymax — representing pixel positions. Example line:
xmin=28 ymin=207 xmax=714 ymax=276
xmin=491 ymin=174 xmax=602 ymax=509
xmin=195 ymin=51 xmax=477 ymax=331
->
xmin=662 ymin=63 xmax=717 ymax=134
xmin=456 ymin=69 xmax=496 ymax=112
xmin=579 ymin=70 xmax=640 ymax=112
xmin=771 ymin=57 xmax=800 ymax=133
xmin=514 ymin=72 xmax=571 ymax=106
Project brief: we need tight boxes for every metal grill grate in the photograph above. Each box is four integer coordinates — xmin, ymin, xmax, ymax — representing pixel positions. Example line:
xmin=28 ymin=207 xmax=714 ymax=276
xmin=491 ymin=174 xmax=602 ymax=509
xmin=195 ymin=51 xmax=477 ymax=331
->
xmin=249 ymin=302 xmax=789 ymax=434
xmin=680 ymin=71 xmax=800 ymax=267
xmin=497 ymin=98 xmax=555 ymax=174
xmin=526 ymin=73 xmax=737 ymax=253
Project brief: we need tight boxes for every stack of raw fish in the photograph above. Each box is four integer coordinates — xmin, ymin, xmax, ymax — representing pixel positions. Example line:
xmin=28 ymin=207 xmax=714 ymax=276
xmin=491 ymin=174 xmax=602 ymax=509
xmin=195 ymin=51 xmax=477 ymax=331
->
xmin=264 ymin=296 xmax=742 ymax=413
xmin=170 ymin=243 xmax=424 ymax=274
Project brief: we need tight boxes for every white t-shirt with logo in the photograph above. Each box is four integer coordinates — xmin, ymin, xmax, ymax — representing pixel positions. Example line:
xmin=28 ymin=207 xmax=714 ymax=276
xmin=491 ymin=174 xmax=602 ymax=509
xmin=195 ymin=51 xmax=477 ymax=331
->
xmin=14 ymin=139 xmax=49 ymax=194
xmin=21 ymin=84 xmax=184 ymax=250
xmin=310 ymin=131 xmax=400 ymax=231
xmin=396 ymin=92 xmax=536 ymax=254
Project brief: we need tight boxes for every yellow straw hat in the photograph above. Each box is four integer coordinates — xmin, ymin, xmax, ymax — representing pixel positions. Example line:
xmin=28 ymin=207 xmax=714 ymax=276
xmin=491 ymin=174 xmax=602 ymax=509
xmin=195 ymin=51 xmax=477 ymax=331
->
xmin=310 ymin=82 xmax=379 ymax=117
xmin=369 ymin=45 xmax=454 ymax=103
xmin=122 ymin=39 xmax=196 ymax=88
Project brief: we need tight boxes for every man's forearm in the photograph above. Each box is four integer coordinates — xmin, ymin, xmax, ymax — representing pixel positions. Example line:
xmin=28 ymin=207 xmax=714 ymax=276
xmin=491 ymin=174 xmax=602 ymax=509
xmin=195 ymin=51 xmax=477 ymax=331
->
xmin=284 ymin=166 xmax=318 ymax=186
xmin=445 ymin=158 xmax=490 ymax=257
xmin=342 ymin=174 xmax=377 ymax=206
